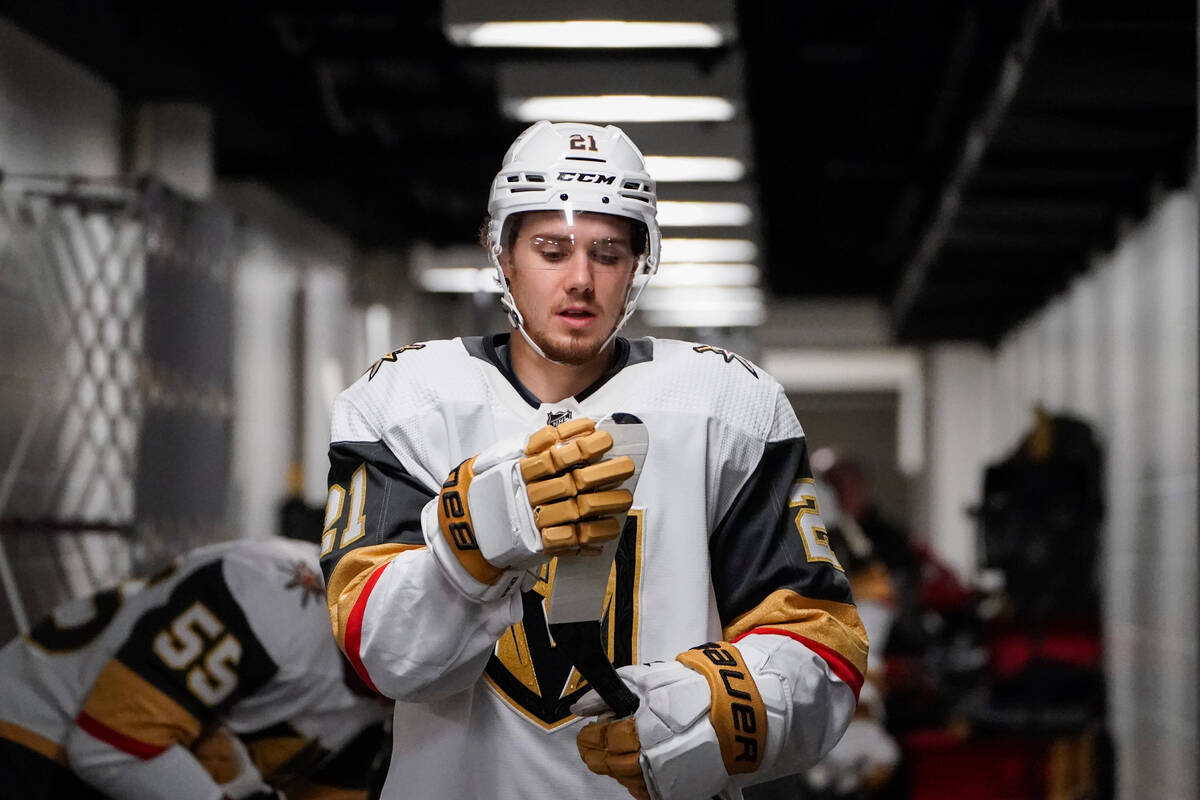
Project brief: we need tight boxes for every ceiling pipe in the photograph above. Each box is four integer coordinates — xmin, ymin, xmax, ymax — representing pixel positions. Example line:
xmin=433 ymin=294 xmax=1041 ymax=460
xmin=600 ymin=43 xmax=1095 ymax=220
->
xmin=891 ymin=0 xmax=1060 ymax=332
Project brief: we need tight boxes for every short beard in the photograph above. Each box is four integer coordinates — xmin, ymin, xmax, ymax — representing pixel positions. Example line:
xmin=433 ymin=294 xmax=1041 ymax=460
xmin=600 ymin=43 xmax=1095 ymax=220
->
xmin=528 ymin=326 xmax=609 ymax=366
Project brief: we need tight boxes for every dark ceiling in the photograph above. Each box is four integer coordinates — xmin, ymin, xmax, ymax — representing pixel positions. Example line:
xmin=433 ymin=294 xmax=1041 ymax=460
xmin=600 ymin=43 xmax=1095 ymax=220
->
xmin=5 ymin=1 xmax=1194 ymax=344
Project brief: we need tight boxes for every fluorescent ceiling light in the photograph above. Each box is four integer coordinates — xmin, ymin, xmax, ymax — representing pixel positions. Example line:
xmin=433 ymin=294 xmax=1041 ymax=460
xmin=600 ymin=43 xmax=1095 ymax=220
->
xmin=660 ymin=238 xmax=758 ymax=263
xmin=652 ymin=263 xmax=760 ymax=287
xmin=643 ymin=306 xmax=765 ymax=327
xmin=639 ymin=287 xmax=765 ymax=327
xmin=417 ymin=267 xmax=500 ymax=294
xmin=639 ymin=286 xmax=763 ymax=309
xmin=447 ymin=20 xmax=727 ymax=49
xmin=656 ymin=200 xmax=752 ymax=227
xmin=644 ymin=156 xmax=745 ymax=183
xmin=505 ymin=95 xmax=735 ymax=123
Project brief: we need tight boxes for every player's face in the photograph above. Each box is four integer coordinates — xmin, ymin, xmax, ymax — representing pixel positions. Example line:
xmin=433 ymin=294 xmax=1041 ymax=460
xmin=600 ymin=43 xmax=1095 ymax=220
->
xmin=501 ymin=211 xmax=638 ymax=365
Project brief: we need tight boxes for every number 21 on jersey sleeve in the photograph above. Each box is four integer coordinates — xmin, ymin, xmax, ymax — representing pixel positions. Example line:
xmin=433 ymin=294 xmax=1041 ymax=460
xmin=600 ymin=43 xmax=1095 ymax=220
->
xmin=789 ymin=479 xmax=843 ymax=571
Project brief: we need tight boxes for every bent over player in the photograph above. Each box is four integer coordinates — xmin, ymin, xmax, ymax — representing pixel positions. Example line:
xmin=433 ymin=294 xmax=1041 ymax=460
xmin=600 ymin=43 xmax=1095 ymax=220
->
xmin=0 ymin=538 xmax=389 ymax=800
xmin=321 ymin=121 xmax=869 ymax=799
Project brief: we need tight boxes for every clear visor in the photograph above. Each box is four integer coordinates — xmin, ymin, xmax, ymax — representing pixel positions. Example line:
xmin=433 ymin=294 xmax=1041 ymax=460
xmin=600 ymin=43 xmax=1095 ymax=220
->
xmin=500 ymin=211 xmax=648 ymax=273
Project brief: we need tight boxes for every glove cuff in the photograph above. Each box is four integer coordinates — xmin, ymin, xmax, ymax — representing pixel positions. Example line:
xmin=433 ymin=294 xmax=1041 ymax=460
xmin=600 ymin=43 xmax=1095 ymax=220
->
xmin=676 ymin=641 xmax=767 ymax=776
xmin=425 ymin=496 xmax=524 ymax=602
xmin=436 ymin=457 xmax=505 ymax=585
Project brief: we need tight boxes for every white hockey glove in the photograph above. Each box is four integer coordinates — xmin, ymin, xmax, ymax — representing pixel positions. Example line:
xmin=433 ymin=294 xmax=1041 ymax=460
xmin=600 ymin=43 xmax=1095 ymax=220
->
xmin=573 ymin=641 xmax=767 ymax=800
xmin=426 ymin=417 xmax=637 ymax=601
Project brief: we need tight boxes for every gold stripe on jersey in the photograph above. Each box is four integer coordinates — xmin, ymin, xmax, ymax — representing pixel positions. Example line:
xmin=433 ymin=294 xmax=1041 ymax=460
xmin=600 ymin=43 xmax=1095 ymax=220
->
xmin=326 ymin=542 xmax=425 ymax=651
xmin=608 ymin=507 xmax=643 ymax=667
xmin=0 ymin=719 xmax=66 ymax=764
xmin=494 ymin=559 xmax=555 ymax=698
xmin=723 ymin=588 xmax=868 ymax=678
xmin=80 ymin=659 xmax=203 ymax=751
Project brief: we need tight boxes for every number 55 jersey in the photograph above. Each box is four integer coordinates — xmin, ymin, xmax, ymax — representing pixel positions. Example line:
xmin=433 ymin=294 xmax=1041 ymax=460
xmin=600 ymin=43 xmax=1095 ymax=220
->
xmin=323 ymin=335 xmax=870 ymax=799
xmin=0 ymin=538 xmax=389 ymax=800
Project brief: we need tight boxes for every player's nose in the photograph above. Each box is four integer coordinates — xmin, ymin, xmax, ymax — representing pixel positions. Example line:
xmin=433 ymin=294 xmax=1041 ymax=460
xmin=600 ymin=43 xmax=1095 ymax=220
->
xmin=562 ymin=247 xmax=595 ymax=291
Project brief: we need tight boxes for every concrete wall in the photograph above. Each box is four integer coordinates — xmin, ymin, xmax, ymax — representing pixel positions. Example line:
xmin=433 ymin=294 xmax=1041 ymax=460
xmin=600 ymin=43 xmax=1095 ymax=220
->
xmin=921 ymin=189 xmax=1198 ymax=799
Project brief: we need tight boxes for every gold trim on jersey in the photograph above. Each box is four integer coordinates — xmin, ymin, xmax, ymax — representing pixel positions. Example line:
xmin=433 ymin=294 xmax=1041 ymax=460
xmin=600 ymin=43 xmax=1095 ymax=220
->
xmin=723 ymin=588 xmax=868 ymax=678
xmin=326 ymin=542 xmax=425 ymax=651
xmin=80 ymin=659 xmax=203 ymax=750
xmin=0 ymin=718 xmax=66 ymax=764
xmin=485 ymin=509 xmax=644 ymax=730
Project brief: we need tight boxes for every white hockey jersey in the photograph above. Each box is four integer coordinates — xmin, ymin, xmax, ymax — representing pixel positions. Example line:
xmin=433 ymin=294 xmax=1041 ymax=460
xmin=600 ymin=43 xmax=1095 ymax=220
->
xmin=322 ymin=335 xmax=869 ymax=799
xmin=0 ymin=538 xmax=388 ymax=800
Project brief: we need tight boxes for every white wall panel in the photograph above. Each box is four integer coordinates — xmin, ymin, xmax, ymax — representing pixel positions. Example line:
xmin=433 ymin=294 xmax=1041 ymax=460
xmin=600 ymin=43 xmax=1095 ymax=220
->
xmin=231 ymin=231 xmax=301 ymax=540
xmin=922 ymin=189 xmax=1196 ymax=799
xmin=921 ymin=343 xmax=993 ymax=579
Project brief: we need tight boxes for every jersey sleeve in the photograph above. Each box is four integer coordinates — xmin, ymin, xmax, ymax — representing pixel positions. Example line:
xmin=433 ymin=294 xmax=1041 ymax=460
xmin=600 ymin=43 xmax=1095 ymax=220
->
xmin=67 ymin=560 xmax=279 ymax=799
xmin=320 ymin=391 xmax=522 ymax=701
xmin=708 ymin=383 xmax=870 ymax=779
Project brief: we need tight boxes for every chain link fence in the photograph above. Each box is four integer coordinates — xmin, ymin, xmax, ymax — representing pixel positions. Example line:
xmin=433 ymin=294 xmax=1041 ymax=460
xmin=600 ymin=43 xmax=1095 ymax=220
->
xmin=0 ymin=179 xmax=236 ymax=639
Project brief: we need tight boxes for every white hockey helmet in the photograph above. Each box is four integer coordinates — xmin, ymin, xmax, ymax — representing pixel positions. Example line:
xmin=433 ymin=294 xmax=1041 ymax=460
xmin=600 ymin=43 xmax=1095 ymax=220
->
xmin=486 ymin=121 xmax=660 ymax=354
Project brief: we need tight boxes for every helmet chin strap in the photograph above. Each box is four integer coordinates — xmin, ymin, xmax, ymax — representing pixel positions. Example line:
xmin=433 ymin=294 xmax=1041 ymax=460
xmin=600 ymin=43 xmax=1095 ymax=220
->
xmin=493 ymin=246 xmax=650 ymax=375
xmin=499 ymin=276 xmax=636 ymax=372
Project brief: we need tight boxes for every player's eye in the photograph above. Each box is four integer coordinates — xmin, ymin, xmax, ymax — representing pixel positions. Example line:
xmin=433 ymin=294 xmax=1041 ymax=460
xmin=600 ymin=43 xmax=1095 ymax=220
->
xmin=530 ymin=236 xmax=571 ymax=261
xmin=588 ymin=240 xmax=632 ymax=268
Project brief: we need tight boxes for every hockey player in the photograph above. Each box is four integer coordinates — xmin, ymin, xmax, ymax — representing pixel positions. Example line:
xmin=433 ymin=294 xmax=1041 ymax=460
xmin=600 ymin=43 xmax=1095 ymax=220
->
xmin=0 ymin=538 xmax=390 ymax=800
xmin=321 ymin=120 xmax=869 ymax=800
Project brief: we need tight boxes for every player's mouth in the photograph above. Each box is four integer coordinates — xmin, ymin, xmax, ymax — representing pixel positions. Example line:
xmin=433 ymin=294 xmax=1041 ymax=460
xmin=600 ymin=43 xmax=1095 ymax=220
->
xmin=556 ymin=307 xmax=598 ymax=329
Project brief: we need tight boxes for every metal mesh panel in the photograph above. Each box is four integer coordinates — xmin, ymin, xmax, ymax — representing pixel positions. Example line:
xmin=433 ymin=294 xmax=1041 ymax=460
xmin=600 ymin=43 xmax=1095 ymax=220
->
xmin=0 ymin=184 xmax=144 ymax=634
xmin=0 ymin=181 xmax=237 ymax=637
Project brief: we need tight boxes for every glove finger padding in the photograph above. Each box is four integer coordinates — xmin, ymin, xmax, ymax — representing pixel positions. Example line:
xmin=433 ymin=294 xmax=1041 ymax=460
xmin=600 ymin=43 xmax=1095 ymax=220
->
xmin=520 ymin=419 xmax=634 ymax=555
xmin=578 ymin=717 xmax=652 ymax=800
xmin=429 ymin=417 xmax=640 ymax=601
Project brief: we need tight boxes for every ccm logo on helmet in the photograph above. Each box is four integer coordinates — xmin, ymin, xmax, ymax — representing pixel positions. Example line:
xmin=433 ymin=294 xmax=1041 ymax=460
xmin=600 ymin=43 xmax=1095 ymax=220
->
xmin=556 ymin=171 xmax=617 ymax=185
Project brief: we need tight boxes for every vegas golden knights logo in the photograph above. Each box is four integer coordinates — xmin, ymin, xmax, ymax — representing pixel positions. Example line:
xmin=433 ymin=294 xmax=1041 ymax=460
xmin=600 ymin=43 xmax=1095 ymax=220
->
xmin=484 ymin=510 xmax=643 ymax=729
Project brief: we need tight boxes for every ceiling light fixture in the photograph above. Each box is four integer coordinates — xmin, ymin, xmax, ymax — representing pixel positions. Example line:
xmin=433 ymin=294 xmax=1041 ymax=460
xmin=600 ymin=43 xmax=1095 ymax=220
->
xmin=644 ymin=155 xmax=745 ymax=182
xmin=417 ymin=267 xmax=500 ymax=294
xmin=504 ymin=95 xmax=735 ymax=123
xmin=659 ymin=238 xmax=758 ymax=263
xmin=651 ymin=263 xmax=760 ymax=287
xmin=447 ymin=20 xmax=728 ymax=49
xmin=656 ymin=200 xmax=752 ymax=227
xmin=638 ymin=287 xmax=765 ymax=327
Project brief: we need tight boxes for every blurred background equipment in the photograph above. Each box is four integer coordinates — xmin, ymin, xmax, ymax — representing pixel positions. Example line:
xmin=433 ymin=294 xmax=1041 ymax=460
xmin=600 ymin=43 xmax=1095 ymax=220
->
xmin=0 ymin=2 xmax=1195 ymax=798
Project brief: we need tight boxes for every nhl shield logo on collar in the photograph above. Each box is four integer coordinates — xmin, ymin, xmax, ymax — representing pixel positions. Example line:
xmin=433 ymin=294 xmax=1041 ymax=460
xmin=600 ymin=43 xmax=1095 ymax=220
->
xmin=546 ymin=409 xmax=573 ymax=427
